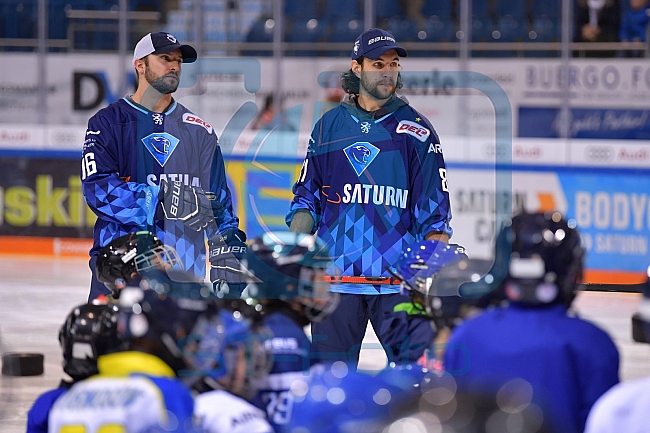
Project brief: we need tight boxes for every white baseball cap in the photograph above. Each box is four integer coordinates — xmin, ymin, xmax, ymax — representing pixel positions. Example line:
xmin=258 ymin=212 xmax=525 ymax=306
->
xmin=132 ymin=32 xmax=197 ymax=65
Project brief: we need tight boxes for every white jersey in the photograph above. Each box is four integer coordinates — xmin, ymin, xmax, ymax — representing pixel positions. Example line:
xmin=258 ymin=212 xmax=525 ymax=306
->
xmin=49 ymin=376 xmax=175 ymax=432
xmin=195 ymin=389 xmax=274 ymax=433
xmin=584 ymin=375 xmax=650 ymax=433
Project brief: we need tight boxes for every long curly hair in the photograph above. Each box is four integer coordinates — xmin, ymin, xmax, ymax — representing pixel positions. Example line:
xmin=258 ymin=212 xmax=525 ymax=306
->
xmin=341 ymin=58 xmax=404 ymax=94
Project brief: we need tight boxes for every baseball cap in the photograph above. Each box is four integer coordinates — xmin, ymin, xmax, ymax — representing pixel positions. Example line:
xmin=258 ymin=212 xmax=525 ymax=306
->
xmin=132 ymin=32 xmax=197 ymax=65
xmin=351 ymin=28 xmax=408 ymax=60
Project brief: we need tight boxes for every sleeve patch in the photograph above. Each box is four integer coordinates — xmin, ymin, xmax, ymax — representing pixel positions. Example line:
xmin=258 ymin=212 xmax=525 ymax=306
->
xmin=396 ymin=120 xmax=430 ymax=142
xmin=183 ymin=113 xmax=213 ymax=134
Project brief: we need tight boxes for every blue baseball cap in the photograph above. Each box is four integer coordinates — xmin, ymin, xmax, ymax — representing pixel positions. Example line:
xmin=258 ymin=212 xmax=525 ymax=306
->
xmin=351 ymin=28 xmax=408 ymax=60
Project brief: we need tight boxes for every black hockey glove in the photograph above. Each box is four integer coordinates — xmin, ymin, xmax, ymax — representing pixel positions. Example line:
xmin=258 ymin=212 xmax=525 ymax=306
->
xmin=158 ymin=180 xmax=214 ymax=231
xmin=209 ymin=229 xmax=248 ymax=298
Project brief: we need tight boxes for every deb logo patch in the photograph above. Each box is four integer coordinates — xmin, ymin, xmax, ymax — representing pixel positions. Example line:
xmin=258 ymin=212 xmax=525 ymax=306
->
xmin=396 ymin=120 xmax=430 ymax=142
xmin=344 ymin=142 xmax=380 ymax=176
xmin=183 ymin=113 xmax=213 ymax=134
xmin=142 ymin=132 xmax=180 ymax=166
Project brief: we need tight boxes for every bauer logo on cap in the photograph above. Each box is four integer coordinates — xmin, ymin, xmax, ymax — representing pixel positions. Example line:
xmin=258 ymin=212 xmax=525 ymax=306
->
xmin=351 ymin=28 xmax=408 ymax=60
xmin=132 ymin=32 xmax=197 ymax=65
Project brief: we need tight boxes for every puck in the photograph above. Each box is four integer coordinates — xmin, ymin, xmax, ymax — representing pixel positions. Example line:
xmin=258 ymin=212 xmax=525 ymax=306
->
xmin=2 ymin=352 xmax=44 ymax=376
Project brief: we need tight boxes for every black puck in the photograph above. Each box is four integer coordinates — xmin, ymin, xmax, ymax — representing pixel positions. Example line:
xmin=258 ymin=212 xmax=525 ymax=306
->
xmin=2 ymin=352 xmax=44 ymax=376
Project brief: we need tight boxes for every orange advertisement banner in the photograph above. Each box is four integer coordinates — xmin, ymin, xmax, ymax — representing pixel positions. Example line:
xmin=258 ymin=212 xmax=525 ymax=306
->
xmin=0 ymin=236 xmax=92 ymax=258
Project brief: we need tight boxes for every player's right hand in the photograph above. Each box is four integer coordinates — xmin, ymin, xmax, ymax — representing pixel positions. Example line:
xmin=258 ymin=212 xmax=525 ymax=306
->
xmin=158 ymin=180 xmax=214 ymax=231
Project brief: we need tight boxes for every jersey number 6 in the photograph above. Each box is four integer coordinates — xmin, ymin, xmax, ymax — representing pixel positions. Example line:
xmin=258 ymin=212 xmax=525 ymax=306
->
xmin=81 ymin=152 xmax=98 ymax=180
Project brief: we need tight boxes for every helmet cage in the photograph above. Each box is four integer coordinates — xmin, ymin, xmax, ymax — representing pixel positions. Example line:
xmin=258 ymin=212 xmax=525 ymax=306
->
xmin=297 ymin=266 xmax=340 ymax=323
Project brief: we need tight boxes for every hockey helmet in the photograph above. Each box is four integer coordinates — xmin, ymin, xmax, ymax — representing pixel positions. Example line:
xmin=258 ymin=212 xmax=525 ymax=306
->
xmin=59 ymin=301 xmax=121 ymax=381
xmin=116 ymin=287 xmax=212 ymax=373
xmin=243 ymin=231 xmax=339 ymax=323
xmin=497 ymin=211 xmax=584 ymax=307
xmin=182 ymin=308 xmax=272 ymax=399
xmin=395 ymin=240 xmax=467 ymax=299
xmin=96 ymin=231 xmax=183 ymax=291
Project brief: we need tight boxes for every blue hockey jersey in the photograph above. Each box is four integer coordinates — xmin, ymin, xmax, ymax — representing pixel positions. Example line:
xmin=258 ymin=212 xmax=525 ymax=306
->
xmin=444 ymin=303 xmax=620 ymax=433
xmin=251 ymin=308 xmax=314 ymax=430
xmin=286 ymin=95 xmax=452 ymax=295
xmin=82 ymin=97 xmax=239 ymax=279
xmin=27 ymin=384 xmax=69 ymax=433
xmin=48 ymin=351 xmax=195 ymax=433
xmin=285 ymin=361 xmax=421 ymax=433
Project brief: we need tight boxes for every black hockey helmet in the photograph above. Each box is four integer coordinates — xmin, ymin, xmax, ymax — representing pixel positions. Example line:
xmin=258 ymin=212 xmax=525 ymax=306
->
xmin=59 ymin=301 xmax=121 ymax=381
xmin=116 ymin=287 xmax=213 ymax=373
xmin=497 ymin=211 xmax=584 ymax=307
xmin=96 ymin=231 xmax=183 ymax=291
xmin=243 ymin=231 xmax=339 ymax=323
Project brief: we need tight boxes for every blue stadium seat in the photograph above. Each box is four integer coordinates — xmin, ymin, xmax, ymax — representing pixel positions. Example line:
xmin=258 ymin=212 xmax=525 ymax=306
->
xmin=531 ymin=0 xmax=561 ymax=20
xmin=286 ymin=18 xmax=326 ymax=56
xmin=423 ymin=0 xmax=454 ymax=22
xmin=285 ymin=0 xmax=317 ymax=19
xmin=525 ymin=17 xmax=560 ymax=57
xmin=245 ymin=16 xmax=273 ymax=56
xmin=322 ymin=0 xmax=361 ymax=20
xmin=325 ymin=18 xmax=362 ymax=56
xmin=388 ymin=17 xmax=419 ymax=43
xmin=49 ymin=0 xmax=68 ymax=38
xmin=376 ymin=0 xmax=399 ymax=21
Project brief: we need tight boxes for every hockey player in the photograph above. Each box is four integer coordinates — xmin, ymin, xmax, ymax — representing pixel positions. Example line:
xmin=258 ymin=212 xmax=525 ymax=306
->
xmin=444 ymin=211 xmax=619 ymax=433
xmin=26 ymin=301 xmax=120 ymax=433
xmin=82 ymin=31 xmax=246 ymax=301
xmin=48 ymin=287 xmax=207 ymax=432
xmin=382 ymin=240 xmax=468 ymax=368
xmin=184 ymin=305 xmax=275 ymax=433
xmin=286 ymin=27 xmax=453 ymax=367
xmin=584 ymin=269 xmax=650 ymax=433
xmin=241 ymin=231 xmax=339 ymax=431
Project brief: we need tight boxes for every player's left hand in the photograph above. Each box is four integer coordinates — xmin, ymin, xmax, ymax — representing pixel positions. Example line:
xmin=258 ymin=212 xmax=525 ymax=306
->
xmin=208 ymin=229 xmax=248 ymax=297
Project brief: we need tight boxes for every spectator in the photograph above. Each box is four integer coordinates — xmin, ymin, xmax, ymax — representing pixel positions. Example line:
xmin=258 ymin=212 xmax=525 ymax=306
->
xmin=619 ymin=0 xmax=650 ymax=57
xmin=574 ymin=0 xmax=622 ymax=57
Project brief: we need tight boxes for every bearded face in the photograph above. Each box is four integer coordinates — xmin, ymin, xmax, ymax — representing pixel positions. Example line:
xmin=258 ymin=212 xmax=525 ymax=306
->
xmin=143 ymin=56 xmax=180 ymax=94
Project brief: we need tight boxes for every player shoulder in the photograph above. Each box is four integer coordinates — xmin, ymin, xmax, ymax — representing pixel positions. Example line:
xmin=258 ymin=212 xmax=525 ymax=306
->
xmin=587 ymin=376 xmax=650 ymax=430
xmin=90 ymin=100 xmax=125 ymax=122
xmin=564 ymin=311 xmax=615 ymax=339
xmin=395 ymin=108 xmax=439 ymax=143
xmin=196 ymin=390 xmax=270 ymax=430
xmin=177 ymin=105 xmax=214 ymax=135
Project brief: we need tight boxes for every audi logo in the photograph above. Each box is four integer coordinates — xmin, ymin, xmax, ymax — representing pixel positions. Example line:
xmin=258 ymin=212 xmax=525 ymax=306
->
xmin=585 ymin=145 xmax=614 ymax=162
xmin=484 ymin=143 xmax=509 ymax=158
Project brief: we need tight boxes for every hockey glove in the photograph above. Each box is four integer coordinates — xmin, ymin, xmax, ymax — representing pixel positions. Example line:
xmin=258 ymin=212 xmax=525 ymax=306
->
xmin=209 ymin=229 xmax=248 ymax=297
xmin=158 ymin=180 xmax=214 ymax=231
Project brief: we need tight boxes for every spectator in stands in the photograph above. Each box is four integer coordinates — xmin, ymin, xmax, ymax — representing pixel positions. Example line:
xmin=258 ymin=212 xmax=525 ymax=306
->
xmin=619 ymin=0 xmax=650 ymax=57
xmin=252 ymin=93 xmax=295 ymax=131
xmin=574 ymin=0 xmax=622 ymax=57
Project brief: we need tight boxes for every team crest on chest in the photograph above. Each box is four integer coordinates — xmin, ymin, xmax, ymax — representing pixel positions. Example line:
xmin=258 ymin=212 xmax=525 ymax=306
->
xmin=142 ymin=132 xmax=180 ymax=166
xmin=360 ymin=121 xmax=372 ymax=134
xmin=343 ymin=142 xmax=380 ymax=176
